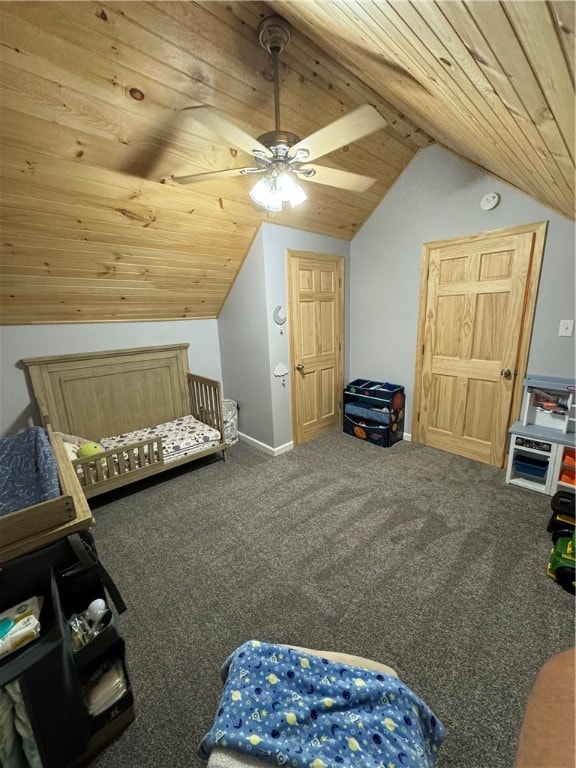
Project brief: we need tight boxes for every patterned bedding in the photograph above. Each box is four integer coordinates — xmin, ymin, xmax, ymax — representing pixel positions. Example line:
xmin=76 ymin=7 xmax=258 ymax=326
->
xmin=199 ymin=640 xmax=445 ymax=768
xmin=0 ymin=427 xmax=60 ymax=516
xmin=100 ymin=415 xmax=221 ymax=463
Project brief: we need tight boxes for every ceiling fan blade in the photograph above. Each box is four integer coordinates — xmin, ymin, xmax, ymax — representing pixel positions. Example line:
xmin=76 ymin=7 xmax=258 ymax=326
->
xmin=170 ymin=167 xmax=260 ymax=185
xmin=182 ymin=106 xmax=270 ymax=157
xmin=291 ymin=104 xmax=386 ymax=163
xmin=300 ymin=164 xmax=377 ymax=193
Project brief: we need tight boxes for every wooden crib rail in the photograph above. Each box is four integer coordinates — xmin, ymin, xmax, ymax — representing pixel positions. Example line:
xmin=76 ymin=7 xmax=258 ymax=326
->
xmin=72 ymin=437 xmax=164 ymax=497
xmin=188 ymin=373 xmax=224 ymax=437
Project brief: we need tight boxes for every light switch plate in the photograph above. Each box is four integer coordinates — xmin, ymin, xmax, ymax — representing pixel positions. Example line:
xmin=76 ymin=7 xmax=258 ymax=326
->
xmin=559 ymin=319 xmax=574 ymax=336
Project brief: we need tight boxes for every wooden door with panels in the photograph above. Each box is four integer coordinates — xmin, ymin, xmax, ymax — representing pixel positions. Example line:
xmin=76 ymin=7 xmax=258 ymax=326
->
xmin=287 ymin=250 xmax=344 ymax=446
xmin=413 ymin=222 xmax=546 ymax=467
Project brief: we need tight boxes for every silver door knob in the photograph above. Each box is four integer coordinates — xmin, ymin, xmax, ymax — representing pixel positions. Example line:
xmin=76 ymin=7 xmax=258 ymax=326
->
xmin=296 ymin=364 xmax=305 ymax=371
xmin=501 ymin=367 xmax=512 ymax=379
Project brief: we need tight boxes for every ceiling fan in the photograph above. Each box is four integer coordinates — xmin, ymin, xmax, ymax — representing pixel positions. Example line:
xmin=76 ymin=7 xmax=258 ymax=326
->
xmin=169 ymin=16 xmax=387 ymax=212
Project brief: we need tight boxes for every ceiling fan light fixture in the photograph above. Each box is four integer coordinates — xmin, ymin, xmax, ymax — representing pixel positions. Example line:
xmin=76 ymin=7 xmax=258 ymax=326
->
xmin=276 ymin=171 xmax=307 ymax=208
xmin=250 ymin=167 xmax=307 ymax=212
xmin=177 ymin=16 xmax=386 ymax=201
xmin=250 ymin=175 xmax=283 ymax=212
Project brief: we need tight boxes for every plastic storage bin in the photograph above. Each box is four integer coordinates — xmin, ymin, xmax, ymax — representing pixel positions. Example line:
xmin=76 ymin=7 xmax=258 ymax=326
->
xmin=513 ymin=455 xmax=548 ymax=479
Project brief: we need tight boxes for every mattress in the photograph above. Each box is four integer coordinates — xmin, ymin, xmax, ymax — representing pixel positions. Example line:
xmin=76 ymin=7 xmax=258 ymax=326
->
xmin=100 ymin=414 xmax=221 ymax=463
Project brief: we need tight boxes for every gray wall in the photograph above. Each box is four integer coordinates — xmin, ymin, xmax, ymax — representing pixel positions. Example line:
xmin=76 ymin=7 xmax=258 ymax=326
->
xmin=217 ymin=228 xmax=274 ymax=447
xmin=2 ymin=145 xmax=572 ymax=447
xmin=350 ymin=144 xmax=576 ymax=435
xmin=218 ymin=222 xmax=349 ymax=452
xmin=0 ymin=320 xmax=222 ymax=437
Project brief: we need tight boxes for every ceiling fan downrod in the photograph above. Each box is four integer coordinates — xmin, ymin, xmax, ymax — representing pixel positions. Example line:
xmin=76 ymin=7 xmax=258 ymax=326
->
xmin=257 ymin=17 xmax=292 ymax=139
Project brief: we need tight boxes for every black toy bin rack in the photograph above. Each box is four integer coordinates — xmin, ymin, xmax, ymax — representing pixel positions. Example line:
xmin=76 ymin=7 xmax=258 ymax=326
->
xmin=343 ymin=379 xmax=405 ymax=448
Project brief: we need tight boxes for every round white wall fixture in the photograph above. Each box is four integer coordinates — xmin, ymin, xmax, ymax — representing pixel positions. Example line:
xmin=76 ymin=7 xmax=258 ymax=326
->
xmin=480 ymin=192 xmax=501 ymax=211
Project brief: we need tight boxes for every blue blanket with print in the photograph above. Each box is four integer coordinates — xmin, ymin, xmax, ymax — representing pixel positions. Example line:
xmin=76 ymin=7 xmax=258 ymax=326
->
xmin=199 ymin=641 xmax=445 ymax=767
xmin=0 ymin=427 xmax=60 ymax=516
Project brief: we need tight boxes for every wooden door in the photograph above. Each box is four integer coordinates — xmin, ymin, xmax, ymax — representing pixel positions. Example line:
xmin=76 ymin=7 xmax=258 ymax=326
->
xmin=288 ymin=250 xmax=344 ymax=446
xmin=413 ymin=222 xmax=546 ymax=466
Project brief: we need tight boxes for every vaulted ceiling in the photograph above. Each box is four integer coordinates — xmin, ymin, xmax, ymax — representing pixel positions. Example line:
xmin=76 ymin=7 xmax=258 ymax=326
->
xmin=0 ymin=1 xmax=573 ymax=324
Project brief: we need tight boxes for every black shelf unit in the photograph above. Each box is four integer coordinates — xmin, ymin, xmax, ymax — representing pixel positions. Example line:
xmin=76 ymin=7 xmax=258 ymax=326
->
xmin=0 ymin=533 xmax=133 ymax=768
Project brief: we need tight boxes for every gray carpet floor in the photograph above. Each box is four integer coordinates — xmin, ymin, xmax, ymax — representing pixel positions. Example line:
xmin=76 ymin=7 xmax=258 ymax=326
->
xmin=89 ymin=430 xmax=574 ymax=768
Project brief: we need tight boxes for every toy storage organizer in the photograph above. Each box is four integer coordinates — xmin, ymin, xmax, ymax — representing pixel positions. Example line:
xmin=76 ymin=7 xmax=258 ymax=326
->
xmin=506 ymin=376 xmax=576 ymax=495
xmin=343 ymin=379 xmax=405 ymax=447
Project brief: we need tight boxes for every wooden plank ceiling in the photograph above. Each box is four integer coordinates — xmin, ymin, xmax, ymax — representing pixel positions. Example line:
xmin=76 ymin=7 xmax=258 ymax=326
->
xmin=0 ymin=1 xmax=573 ymax=325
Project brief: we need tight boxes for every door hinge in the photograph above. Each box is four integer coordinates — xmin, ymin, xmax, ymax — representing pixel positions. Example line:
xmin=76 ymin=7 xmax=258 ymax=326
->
xmin=339 ymin=277 xmax=342 ymax=287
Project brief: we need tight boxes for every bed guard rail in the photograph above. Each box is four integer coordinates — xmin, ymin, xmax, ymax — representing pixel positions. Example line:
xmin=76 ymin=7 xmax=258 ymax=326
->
xmin=72 ymin=437 xmax=164 ymax=489
xmin=187 ymin=373 xmax=224 ymax=439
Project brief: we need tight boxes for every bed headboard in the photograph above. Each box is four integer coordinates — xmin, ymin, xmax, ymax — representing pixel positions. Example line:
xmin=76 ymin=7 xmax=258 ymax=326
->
xmin=23 ymin=344 xmax=192 ymax=441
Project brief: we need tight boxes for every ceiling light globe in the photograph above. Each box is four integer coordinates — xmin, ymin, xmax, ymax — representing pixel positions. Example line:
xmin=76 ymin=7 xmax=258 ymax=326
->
xmin=250 ymin=176 xmax=282 ymax=212
xmin=276 ymin=172 xmax=307 ymax=208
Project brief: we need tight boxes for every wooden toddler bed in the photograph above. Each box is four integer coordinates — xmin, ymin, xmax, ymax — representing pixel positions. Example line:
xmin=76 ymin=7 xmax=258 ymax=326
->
xmin=22 ymin=344 xmax=226 ymax=499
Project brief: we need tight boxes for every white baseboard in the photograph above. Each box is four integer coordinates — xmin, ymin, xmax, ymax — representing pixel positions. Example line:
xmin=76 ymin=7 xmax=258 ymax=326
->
xmin=238 ymin=430 xmax=410 ymax=454
xmin=238 ymin=432 xmax=294 ymax=457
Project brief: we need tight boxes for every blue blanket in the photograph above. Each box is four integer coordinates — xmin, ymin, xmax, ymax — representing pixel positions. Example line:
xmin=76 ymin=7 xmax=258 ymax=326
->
xmin=199 ymin=641 xmax=445 ymax=767
xmin=0 ymin=427 xmax=60 ymax=516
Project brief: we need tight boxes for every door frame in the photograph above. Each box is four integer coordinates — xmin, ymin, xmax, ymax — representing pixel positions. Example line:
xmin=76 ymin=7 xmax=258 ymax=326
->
xmin=286 ymin=249 xmax=345 ymax=447
xmin=412 ymin=221 xmax=547 ymax=457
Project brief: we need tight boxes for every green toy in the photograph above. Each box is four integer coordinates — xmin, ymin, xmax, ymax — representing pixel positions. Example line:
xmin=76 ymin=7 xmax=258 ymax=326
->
xmin=77 ymin=441 xmax=104 ymax=458
xmin=546 ymin=533 xmax=575 ymax=595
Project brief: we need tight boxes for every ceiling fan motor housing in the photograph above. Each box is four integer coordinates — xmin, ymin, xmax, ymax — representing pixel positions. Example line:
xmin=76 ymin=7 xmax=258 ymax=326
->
xmin=258 ymin=16 xmax=291 ymax=54
xmin=257 ymin=131 xmax=300 ymax=151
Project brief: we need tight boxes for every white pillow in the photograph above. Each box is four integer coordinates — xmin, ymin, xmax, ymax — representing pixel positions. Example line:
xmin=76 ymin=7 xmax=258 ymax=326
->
xmin=63 ymin=442 xmax=79 ymax=460
xmin=54 ymin=431 xmax=84 ymax=446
